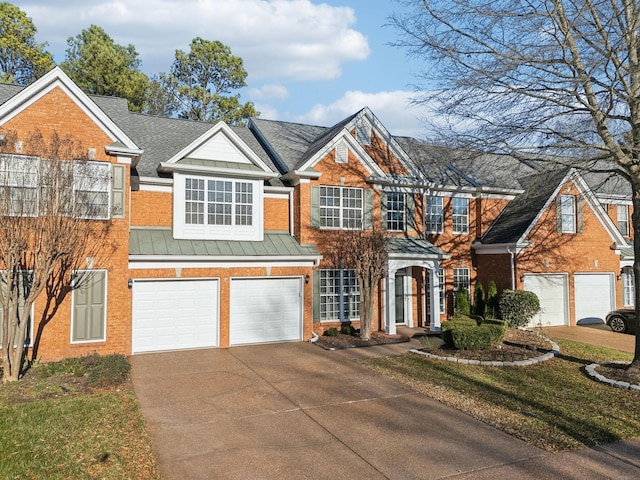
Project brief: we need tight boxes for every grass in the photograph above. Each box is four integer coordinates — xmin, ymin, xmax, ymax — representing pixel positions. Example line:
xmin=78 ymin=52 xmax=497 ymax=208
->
xmin=0 ymin=355 xmax=159 ymax=479
xmin=362 ymin=337 xmax=640 ymax=452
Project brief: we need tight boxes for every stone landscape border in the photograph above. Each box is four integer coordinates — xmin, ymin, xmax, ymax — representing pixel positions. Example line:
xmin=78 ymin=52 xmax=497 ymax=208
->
xmin=409 ymin=329 xmax=560 ymax=366
xmin=585 ymin=361 xmax=640 ymax=392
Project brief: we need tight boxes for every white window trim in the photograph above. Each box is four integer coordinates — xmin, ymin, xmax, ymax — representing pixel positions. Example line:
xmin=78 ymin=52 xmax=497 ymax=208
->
xmin=70 ymin=269 xmax=108 ymax=344
xmin=438 ymin=268 xmax=446 ymax=314
xmin=319 ymin=269 xmax=360 ymax=322
xmin=386 ymin=192 xmax=405 ymax=232
xmin=452 ymin=197 xmax=469 ymax=234
xmin=173 ymin=173 xmax=263 ymax=241
xmin=319 ymin=185 xmax=363 ymax=230
xmin=560 ymin=194 xmax=577 ymax=234
xmin=617 ymin=204 xmax=629 ymax=237
xmin=426 ymin=196 xmax=444 ymax=234
xmin=73 ymin=161 xmax=111 ymax=220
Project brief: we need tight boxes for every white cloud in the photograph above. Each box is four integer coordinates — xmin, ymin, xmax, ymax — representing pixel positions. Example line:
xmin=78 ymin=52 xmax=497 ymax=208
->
xmin=248 ymin=84 xmax=289 ymax=101
xmin=22 ymin=0 xmax=370 ymax=80
xmin=294 ymin=90 xmax=437 ymax=138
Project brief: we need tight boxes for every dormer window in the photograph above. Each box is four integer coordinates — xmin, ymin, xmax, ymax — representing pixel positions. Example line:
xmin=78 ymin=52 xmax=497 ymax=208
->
xmin=174 ymin=173 xmax=262 ymax=241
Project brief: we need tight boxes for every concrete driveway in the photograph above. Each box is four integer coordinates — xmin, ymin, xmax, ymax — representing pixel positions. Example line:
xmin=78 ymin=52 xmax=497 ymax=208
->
xmin=543 ymin=323 xmax=635 ymax=353
xmin=131 ymin=340 xmax=640 ymax=479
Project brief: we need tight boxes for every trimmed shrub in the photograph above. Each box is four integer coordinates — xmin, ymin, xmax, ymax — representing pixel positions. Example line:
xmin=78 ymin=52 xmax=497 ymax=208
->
xmin=486 ymin=280 xmax=499 ymax=318
xmin=473 ymin=281 xmax=486 ymax=317
xmin=499 ymin=289 xmax=541 ymax=328
xmin=447 ymin=323 xmax=507 ymax=350
xmin=87 ymin=354 xmax=131 ymax=388
xmin=324 ymin=327 xmax=339 ymax=336
xmin=340 ymin=324 xmax=356 ymax=336
xmin=481 ymin=318 xmax=509 ymax=334
xmin=454 ymin=287 xmax=470 ymax=315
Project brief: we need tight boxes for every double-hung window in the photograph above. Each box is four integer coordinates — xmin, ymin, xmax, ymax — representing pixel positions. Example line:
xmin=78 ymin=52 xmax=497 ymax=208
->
xmin=0 ymin=155 xmax=111 ymax=219
xmin=0 ymin=155 xmax=39 ymax=216
xmin=73 ymin=161 xmax=110 ymax=219
xmin=426 ymin=196 xmax=443 ymax=233
xmin=559 ymin=195 xmax=576 ymax=233
xmin=453 ymin=268 xmax=470 ymax=292
xmin=320 ymin=186 xmax=363 ymax=229
xmin=452 ymin=197 xmax=469 ymax=234
xmin=386 ymin=192 xmax=405 ymax=232
xmin=319 ymin=269 xmax=360 ymax=321
xmin=617 ymin=205 xmax=629 ymax=237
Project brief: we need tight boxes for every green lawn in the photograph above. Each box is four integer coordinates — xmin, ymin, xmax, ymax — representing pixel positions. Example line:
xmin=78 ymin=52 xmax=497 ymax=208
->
xmin=362 ymin=338 xmax=640 ymax=452
xmin=0 ymin=358 xmax=159 ymax=479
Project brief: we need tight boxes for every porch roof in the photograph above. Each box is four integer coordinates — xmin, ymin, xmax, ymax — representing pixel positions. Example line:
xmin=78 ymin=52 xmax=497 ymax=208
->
xmin=385 ymin=237 xmax=447 ymax=259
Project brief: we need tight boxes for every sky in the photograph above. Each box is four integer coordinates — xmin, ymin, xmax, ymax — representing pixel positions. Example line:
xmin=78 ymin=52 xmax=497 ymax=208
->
xmin=12 ymin=0 xmax=434 ymax=138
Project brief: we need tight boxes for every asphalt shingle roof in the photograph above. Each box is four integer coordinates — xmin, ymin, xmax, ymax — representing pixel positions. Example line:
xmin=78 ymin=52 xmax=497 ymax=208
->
xmin=481 ymin=168 xmax=571 ymax=244
xmin=386 ymin=236 xmax=447 ymax=258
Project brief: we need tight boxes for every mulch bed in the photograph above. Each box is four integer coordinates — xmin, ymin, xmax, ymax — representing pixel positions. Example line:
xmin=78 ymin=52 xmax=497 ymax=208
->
xmin=422 ymin=328 xmax=553 ymax=362
xmin=595 ymin=363 xmax=640 ymax=386
xmin=314 ymin=331 xmax=410 ymax=350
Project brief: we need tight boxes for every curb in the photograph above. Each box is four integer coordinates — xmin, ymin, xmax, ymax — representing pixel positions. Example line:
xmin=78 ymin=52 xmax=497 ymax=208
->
xmin=409 ymin=330 xmax=560 ymax=367
xmin=584 ymin=361 xmax=640 ymax=392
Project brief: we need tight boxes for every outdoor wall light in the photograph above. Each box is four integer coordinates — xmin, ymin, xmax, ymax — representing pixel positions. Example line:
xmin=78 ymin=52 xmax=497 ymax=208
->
xmin=305 ymin=274 xmax=310 ymax=284
xmin=128 ymin=278 xmax=133 ymax=289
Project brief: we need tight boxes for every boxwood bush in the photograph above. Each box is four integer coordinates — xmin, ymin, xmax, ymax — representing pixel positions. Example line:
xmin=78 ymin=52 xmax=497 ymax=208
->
xmin=447 ymin=323 xmax=507 ymax=350
xmin=499 ymin=289 xmax=540 ymax=328
xmin=441 ymin=314 xmax=507 ymax=350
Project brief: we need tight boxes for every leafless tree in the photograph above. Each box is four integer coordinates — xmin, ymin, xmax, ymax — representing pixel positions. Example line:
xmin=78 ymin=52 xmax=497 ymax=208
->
xmin=324 ymin=229 xmax=388 ymax=341
xmin=0 ymin=129 xmax=115 ymax=382
xmin=391 ymin=0 xmax=640 ymax=371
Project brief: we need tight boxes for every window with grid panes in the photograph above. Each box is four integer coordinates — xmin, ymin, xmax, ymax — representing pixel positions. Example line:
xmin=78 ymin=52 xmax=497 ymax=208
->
xmin=386 ymin=192 xmax=405 ymax=231
xmin=320 ymin=186 xmax=363 ymax=229
xmin=559 ymin=195 xmax=576 ymax=233
xmin=617 ymin=204 xmax=629 ymax=237
xmin=426 ymin=196 xmax=443 ymax=233
xmin=452 ymin=197 xmax=469 ymax=234
xmin=319 ymin=269 xmax=360 ymax=321
xmin=184 ymin=177 xmax=253 ymax=227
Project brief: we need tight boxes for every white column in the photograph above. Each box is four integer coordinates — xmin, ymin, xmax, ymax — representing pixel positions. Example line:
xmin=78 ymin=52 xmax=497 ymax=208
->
xmin=385 ymin=271 xmax=397 ymax=335
xmin=430 ymin=268 xmax=442 ymax=331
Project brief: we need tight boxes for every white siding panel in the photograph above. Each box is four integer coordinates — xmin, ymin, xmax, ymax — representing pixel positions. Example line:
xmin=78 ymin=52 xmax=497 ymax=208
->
xmin=190 ymin=132 xmax=251 ymax=164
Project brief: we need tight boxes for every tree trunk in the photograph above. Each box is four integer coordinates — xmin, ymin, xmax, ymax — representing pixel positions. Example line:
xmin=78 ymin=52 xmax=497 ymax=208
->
xmin=630 ymin=180 xmax=640 ymax=372
xmin=359 ymin=277 xmax=374 ymax=341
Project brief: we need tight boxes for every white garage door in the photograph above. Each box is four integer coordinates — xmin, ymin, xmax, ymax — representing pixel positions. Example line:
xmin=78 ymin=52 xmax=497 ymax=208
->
xmin=574 ymin=273 xmax=614 ymax=324
xmin=230 ymin=277 xmax=302 ymax=345
xmin=522 ymin=274 xmax=568 ymax=327
xmin=132 ymin=279 xmax=219 ymax=353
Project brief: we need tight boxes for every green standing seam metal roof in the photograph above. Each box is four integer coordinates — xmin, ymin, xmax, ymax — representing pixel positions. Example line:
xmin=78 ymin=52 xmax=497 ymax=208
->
xmin=385 ymin=237 xmax=447 ymax=257
xmin=129 ymin=227 xmax=320 ymax=258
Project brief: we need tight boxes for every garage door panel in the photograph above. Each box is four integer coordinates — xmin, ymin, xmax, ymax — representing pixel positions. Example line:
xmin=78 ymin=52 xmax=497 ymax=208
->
xmin=574 ymin=274 xmax=614 ymax=324
xmin=132 ymin=279 xmax=219 ymax=353
xmin=523 ymin=274 xmax=568 ymax=327
xmin=230 ymin=278 xmax=302 ymax=345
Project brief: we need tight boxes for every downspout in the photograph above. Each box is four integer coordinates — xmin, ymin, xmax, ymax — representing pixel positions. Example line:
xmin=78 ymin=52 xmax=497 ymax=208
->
xmin=289 ymin=189 xmax=295 ymax=236
xmin=507 ymin=246 xmax=516 ymax=290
